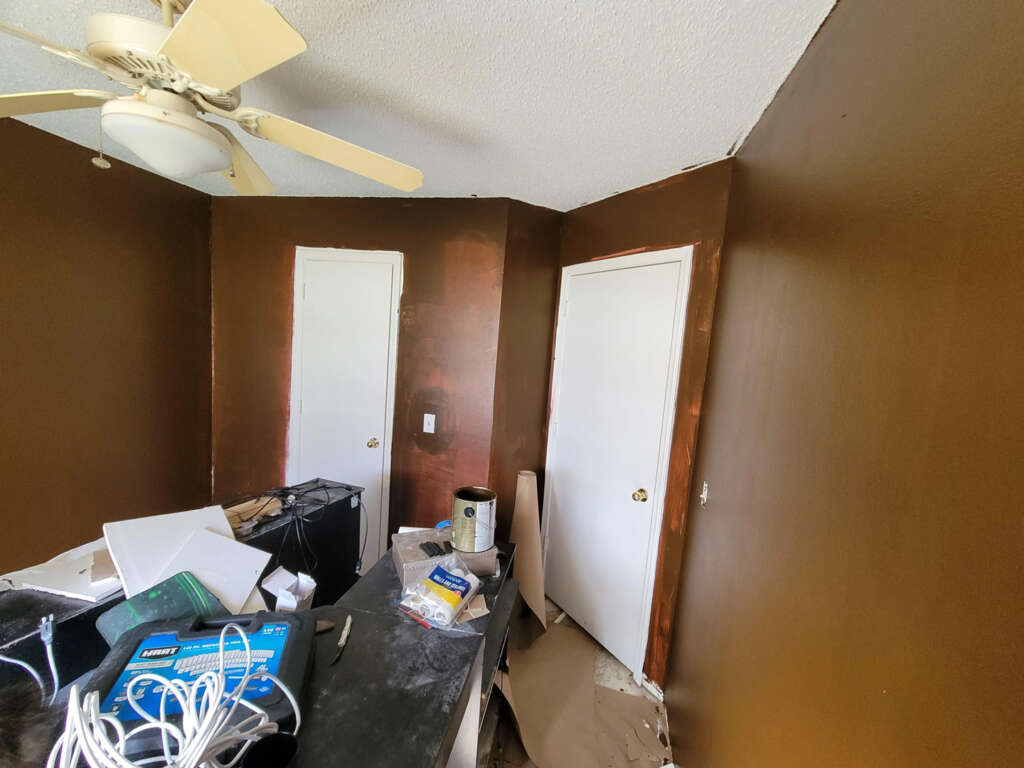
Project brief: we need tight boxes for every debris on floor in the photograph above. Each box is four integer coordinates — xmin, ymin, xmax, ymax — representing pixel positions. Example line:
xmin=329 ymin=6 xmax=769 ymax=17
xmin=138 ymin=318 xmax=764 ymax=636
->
xmin=499 ymin=603 xmax=672 ymax=767
xmin=491 ymin=709 xmax=537 ymax=768
xmin=595 ymin=686 xmax=672 ymax=766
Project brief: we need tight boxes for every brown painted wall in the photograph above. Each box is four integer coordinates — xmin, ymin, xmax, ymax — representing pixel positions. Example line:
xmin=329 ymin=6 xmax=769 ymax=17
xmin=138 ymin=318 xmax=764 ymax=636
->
xmin=209 ymin=197 xmax=509 ymax=529
xmin=561 ymin=161 xmax=732 ymax=269
xmin=560 ymin=159 xmax=733 ymax=684
xmin=0 ymin=119 xmax=212 ymax=571
xmin=666 ymin=0 xmax=1024 ymax=765
xmin=488 ymin=202 xmax=562 ymax=538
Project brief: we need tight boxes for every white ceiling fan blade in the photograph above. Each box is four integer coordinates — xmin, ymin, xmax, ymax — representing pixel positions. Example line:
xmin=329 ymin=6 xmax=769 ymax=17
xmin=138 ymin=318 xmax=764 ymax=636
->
xmin=208 ymin=123 xmax=273 ymax=195
xmin=157 ymin=0 xmax=307 ymax=93
xmin=0 ymin=89 xmax=119 ymax=118
xmin=0 ymin=21 xmax=109 ymax=74
xmin=244 ymin=112 xmax=423 ymax=192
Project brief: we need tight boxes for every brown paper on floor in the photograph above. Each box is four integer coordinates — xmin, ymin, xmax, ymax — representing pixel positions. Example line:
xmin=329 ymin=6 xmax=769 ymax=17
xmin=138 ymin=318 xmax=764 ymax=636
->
xmin=507 ymin=621 xmax=598 ymax=767
xmin=510 ymin=470 xmax=546 ymax=628
xmin=505 ymin=613 xmax=673 ymax=768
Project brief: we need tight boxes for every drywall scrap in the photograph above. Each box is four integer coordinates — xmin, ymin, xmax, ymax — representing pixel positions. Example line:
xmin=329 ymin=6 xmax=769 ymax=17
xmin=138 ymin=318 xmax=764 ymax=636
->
xmin=225 ymin=495 xmax=283 ymax=534
xmin=510 ymin=470 xmax=546 ymax=628
xmin=596 ymin=686 xmax=672 ymax=765
xmin=0 ymin=538 xmax=120 ymax=602
xmin=504 ymin=616 xmax=671 ymax=767
xmin=457 ymin=594 xmax=490 ymax=623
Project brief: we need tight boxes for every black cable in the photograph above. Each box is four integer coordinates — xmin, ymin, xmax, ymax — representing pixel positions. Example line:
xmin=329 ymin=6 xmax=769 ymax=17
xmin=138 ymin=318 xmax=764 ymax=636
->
xmin=355 ymin=494 xmax=368 ymax=574
xmin=294 ymin=511 xmax=319 ymax=573
xmin=262 ymin=481 xmax=367 ymax=576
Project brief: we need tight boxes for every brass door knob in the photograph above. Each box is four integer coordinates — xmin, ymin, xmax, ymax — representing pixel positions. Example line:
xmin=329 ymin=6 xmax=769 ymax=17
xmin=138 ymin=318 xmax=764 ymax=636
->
xmin=632 ymin=488 xmax=649 ymax=502
xmin=367 ymin=437 xmax=380 ymax=448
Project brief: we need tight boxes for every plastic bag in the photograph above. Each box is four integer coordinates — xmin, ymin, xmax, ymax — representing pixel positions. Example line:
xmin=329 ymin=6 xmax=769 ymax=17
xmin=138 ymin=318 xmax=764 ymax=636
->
xmin=399 ymin=553 xmax=482 ymax=628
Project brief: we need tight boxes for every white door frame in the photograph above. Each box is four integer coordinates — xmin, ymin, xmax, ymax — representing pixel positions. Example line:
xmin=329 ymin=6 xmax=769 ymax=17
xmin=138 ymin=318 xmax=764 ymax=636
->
xmin=541 ymin=246 xmax=693 ymax=686
xmin=286 ymin=246 xmax=404 ymax=561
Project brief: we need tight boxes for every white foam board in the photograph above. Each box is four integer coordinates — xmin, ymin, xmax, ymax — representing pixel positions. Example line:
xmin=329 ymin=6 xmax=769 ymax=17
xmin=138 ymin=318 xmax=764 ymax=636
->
xmin=2 ymin=538 xmax=120 ymax=602
xmin=153 ymin=528 xmax=271 ymax=614
xmin=103 ymin=506 xmax=232 ymax=599
xmin=240 ymin=586 xmax=268 ymax=614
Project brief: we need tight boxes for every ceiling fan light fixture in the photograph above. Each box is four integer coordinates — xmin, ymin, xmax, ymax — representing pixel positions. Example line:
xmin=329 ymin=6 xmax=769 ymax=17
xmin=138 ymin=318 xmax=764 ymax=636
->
xmin=1 ymin=0 xmax=422 ymax=192
xmin=101 ymin=93 xmax=231 ymax=178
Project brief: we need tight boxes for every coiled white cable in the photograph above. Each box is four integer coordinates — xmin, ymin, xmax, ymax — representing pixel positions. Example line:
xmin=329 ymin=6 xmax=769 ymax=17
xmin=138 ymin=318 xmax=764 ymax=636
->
xmin=46 ymin=623 xmax=301 ymax=768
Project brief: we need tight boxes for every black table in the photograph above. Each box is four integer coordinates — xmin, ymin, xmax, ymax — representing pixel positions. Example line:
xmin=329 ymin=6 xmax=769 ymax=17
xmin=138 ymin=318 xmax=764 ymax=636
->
xmin=0 ymin=538 xmax=518 ymax=768
xmin=0 ymin=479 xmax=362 ymax=687
xmin=0 ymin=587 xmax=122 ymax=686
xmin=295 ymin=545 xmax=517 ymax=768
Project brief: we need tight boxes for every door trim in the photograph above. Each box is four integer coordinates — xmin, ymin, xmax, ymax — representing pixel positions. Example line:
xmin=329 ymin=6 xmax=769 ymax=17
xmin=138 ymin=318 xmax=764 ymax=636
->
xmin=541 ymin=245 xmax=693 ymax=683
xmin=286 ymin=247 xmax=404 ymax=563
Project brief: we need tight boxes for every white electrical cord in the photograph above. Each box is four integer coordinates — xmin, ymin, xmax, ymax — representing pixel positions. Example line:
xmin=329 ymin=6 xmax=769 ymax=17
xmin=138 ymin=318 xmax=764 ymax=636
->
xmin=46 ymin=623 xmax=301 ymax=768
xmin=41 ymin=614 xmax=60 ymax=705
xmin=0 ymin=653 xmax=47 ymax=704
xmin=46 ymin=642 xmax=60 ymax=703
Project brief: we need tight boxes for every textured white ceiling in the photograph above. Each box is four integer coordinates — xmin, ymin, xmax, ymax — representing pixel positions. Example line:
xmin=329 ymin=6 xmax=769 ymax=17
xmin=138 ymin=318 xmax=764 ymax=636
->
xmin=1 ymin=0 xmax=834 ymax=210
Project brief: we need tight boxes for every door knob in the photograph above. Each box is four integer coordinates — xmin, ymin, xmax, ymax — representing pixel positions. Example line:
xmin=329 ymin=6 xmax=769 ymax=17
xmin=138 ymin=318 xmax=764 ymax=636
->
xmin=367 ymin=437 xmax=379 ymax=448
xmin=632 ymin=488 xmax=649 ymax=502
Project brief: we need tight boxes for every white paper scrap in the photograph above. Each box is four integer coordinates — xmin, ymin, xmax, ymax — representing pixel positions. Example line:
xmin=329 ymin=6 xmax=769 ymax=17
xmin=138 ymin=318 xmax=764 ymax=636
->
xmin=260 ymin=566 xmax=316 ymax=612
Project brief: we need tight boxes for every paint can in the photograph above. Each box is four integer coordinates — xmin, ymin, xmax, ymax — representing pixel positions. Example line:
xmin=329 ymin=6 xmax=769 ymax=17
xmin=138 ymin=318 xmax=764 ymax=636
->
xmin=451 ymin=486 xmax=497 ymax=552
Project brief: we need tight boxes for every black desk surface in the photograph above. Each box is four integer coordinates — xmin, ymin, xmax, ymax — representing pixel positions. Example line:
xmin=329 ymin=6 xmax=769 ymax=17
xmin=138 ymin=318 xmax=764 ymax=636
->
xmin=0 ymin=588 xmax=116 ymax=649
xmin=0 ymin=539 xmax=518 ymax=768
xmin=295 ymin=545 xmax=517 ymax=768
xmin=0 ymin=478 xmax=360 ymax=665
xmin=0 ymin=588 xmax=122 ymax=686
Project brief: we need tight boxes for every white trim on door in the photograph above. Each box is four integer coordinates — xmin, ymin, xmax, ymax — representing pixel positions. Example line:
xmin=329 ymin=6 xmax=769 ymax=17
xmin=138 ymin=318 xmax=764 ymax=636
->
xmin=541 ymin=245 xmax=693 ymax=685
xmin=286 ymin=247 xmax=404 ymax=563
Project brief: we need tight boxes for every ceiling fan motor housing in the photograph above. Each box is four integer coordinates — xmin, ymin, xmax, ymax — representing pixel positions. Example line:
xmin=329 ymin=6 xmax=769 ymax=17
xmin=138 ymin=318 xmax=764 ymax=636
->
xmin=85 ymin=13 xmax=239 ymax=110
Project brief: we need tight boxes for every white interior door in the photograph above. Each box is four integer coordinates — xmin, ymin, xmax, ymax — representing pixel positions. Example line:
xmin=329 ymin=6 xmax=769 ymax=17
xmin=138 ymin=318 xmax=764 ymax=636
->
xmin=543 ymin=247 xmax=692 ymax=683
xmin=287 ymin=247 xmax=402 ymax=572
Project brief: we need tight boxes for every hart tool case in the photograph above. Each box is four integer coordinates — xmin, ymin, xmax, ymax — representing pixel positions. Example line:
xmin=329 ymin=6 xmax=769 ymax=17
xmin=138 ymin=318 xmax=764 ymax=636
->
xmin=84 ymin=611 xmax=314 ymax=760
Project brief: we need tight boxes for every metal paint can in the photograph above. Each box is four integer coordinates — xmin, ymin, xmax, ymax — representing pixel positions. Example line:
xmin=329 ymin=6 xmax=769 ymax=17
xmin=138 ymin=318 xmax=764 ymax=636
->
xmin=451 ymin=486 xmax=497 ymax=552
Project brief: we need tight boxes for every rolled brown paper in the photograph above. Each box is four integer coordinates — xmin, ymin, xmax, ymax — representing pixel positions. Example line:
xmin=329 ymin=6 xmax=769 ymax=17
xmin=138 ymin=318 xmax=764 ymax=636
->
xmin=511 ymin=470 xmax=546 ymax=628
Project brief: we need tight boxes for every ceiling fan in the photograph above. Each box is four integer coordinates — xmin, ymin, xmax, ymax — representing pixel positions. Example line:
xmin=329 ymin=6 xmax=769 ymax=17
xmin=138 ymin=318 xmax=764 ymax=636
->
xmin=0 ymin=0 xmax=423 ymax=194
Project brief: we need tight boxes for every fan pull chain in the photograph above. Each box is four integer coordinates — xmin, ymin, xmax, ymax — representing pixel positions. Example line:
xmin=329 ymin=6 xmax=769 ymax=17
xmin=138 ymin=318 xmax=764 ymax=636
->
xmin=91 ymin=117 xmax=111 ymax=170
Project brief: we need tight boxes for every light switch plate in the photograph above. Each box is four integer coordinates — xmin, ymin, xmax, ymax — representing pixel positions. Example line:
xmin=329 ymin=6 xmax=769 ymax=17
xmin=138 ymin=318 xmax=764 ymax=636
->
xmin=423 ymin=413 xmax=436 ymax=434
